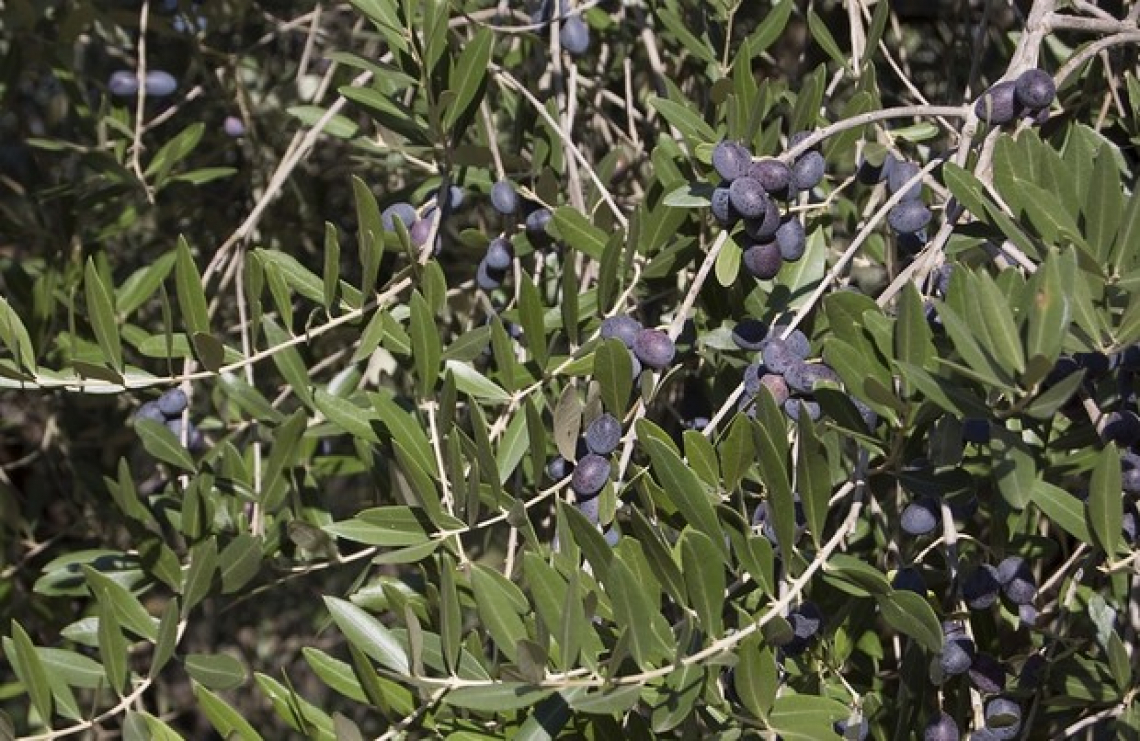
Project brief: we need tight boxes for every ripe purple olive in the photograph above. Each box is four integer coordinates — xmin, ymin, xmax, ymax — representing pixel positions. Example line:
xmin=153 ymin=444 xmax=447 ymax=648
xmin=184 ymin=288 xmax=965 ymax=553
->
xmin=974 ymin=80 xmax=1021 ymax=125
xmin=748 ymin=158 xmax=792 ymax=193
xmin=728 ymin=177 xmax=769 ymax=219
xmin=223 ymin=116 xmax=245 ymax=137
xmin=962 ymin=563 xmax=1001 ymax=610
xmin=711 ymin=185 xmax=738 ymax=226
xmin=1014 ymin=68 xmax=1055 ymax=110
xmin=712 ymin=140 xmax=751 ymax=182
xmin=775 ymin=216 xmax=806 ymax=261
xmin=791 ymin=150 xmax=825 ymax=191
xmin=143 ymin=70 xmax=178 ymax=97
xmin=484 ymin=237 xmax=514 ymax=271
xmin=600 ymin=315 xmax=642 ymax=349
xmin=888 ymin=200 xmax=932 ymax=235
xmin=584 ymin=413 xmax=622 ymax=455
xmin=923 ymin=712 xmax=959 ymax=741
xmin=381 ymin=202 xmax=417 ymax=231
xmin=900 ymin=496 xmax=940 ymax=536
xmin=490 ymin=179 xmax=519 ymax=215
xmin=157 ymin=388 xmax=188 ymax=417
xmin=743 ymin=200 xmax=781 ymax=241
xmin=109 ymin=71 xmax=140 ymax=97
xmin=525 ymin=207 xmax=553 ymax=235
xmin=742 ymin=241 xmax=782 ymax=280
xmin=560 ymin=14 xmax=590 ymax=56
xmin=731 ymin=319 xmax=768 ymax=351
xmin=571 ymin=453 xmax=611 ymax=499
xmin=632 ymin=328 xmax=676 ymax=370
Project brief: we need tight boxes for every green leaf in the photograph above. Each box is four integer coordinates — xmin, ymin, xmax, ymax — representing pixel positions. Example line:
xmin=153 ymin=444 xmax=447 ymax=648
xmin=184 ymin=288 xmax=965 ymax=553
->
xmin=85 ymin=259 xmax=122 ymax=372
xmin=769 ymin=694 xmax=851 ymax=740
xmin=175 ymin=236 xmax=210 ymax=338
xmin=935 ymin=301 xmax=1016 ymax=390
xmin=8 ymin=622 xmax=53 ymax=721
xmin=895 ymin=282 xmax=934 ymax=373
xmin=518 ymin=271 xmax=548 ymax=369
xmin=324 ymin=596 xmax=410 ymax=674
xmin=182 ymin=537 xmax=218 ymax=618
xmin=97 ymin=599 xmax=129 ymax=695
xmin=1111 ymin=176 xmax=1140 ymax=277
xmin=352 ymin=176 xmax=384 ymax=292
xmin=807 ymin=8 xmax=848 ymax=70
xmin=150 ymin=599 xmax=180 ymax=679
xmin=655 ymin=6 xmax=715 ymax=65
xmin=321 ymin=223 xmax=342 ymax=311
xmin=444 ymin=28 xmax=493 ymax=136
xmin=991 ymin=428 xmax=1037 ymax=510
xmin=0 ymin=295 xmax=36 ymax=374
xmin=741 ymin=0 xmax=793 ymax=59
xmin=443 ymin=684 xmax=553 ymax=711
xmin=444 ymin=360 xmax=510 ymax=403
xmin=648 ymin=94 xmax=717 ymax=144
xmin=185 ymin=653 xmax=247 ymax=690
xmin=1086 ymin=145 xmax=1123 ymax=263
xmin=824 ymin=554 xmax=891 ymax=598
xmin=409 ymin=291 xmax=441 ymax=398
xmin=553 ymin=384 xmax=583 ymax=462
xmin=471 ymin=564 xmax=529 ymax=663
xmin=637 ymin=420 xmax=726 ymax=556
xmin=325 ymin=506 xmax=435 ymax=546
xmin=1031 ymin=482 xmax=1093 ymax=546
xmin=795 ymin=414 xmax=830 ymax=548
xmin=942 ymin=162 xmax=990 ymax=221
xmin=606 ymin=557 xmax=669 ymax=670
xmin=735 ymin=634 xmax=777 ymax=719
xmin=679 ymin=528 xmax=725 ymax=638
xmin=83 ymin=566 xmax=159 ymax=641
xmin=219 ymin=535 xmax=262 ymax=594
xmin=752 ymin=416 xmax=796 ymax=563
xmin=875 ymin=590 xmax=942 ymax=652
xmin=595 ymin=338 xmax=633 ymax=417
xmin=194 ymin=683 xmax=266 ymax=741
xmin=145 ymin=122 xmax=204 ymax=184
xmin=314 ymin=389 xmax=380 ymax=443
xmin=1089 ymin=444 xmax=1124 ymax=555
xmin=37 ymin=647 xmax=106 ymax=690
xmin=550 ymin=207 xmax=606 ymax=260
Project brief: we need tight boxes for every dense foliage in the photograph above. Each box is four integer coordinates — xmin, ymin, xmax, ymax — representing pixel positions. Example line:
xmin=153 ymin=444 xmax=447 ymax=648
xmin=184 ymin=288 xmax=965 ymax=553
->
xmin=2 ymin=0 xmax=1140 ymax=738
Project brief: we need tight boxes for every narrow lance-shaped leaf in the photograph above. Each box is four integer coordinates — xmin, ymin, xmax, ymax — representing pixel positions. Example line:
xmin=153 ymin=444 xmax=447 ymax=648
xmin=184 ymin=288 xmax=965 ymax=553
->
xmin=409 ymin=291 xmax=441 ymax=398
xmin=795 ymin=414 xmax=830 ymax=548
xmin=322 ymin=222 xmax=341 ymax=312
xmin=1089 ymin=443 xmax=1123 ymax=555
xmin=85 ymin=258 xmax=123 ymax=372
xmin=175 ymin=236 xmax=210 ymax=337
xmin=0 ymin=295 xmax=36 ymax=375
xmin=680 ymin=528 xmax=725 ymax=638
xmin=7 ymin=622 xmax=53 ymax=722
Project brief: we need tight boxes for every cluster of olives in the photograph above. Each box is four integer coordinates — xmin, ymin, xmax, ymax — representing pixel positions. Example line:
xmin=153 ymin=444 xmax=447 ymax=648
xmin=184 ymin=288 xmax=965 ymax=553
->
xmin=479 ymin=178 xmax=553 ymax=291
xmin=108 ymin=70 xmax=178 ymax=98
xmin=856 ymin=151 xmax=933 ymax=238
xmin=600 ymin=314 xmax=677 ymax=376
xmin=709 ymin=137 xmax=815 ymax=281
xmin=546 ymin=412 xmax=622 ymax=544
xmin=928 ymin=621 xmax=1029 ymax=739
xmin=382 ymin=184 xmax=465 ymax=258
xmin=735 ymin=319 xmax=873 ymax=429
xmin=974 ymin=68 xmax=1057 ymax=127
xmin=135 ymin=388 xmax=203 ymax=451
